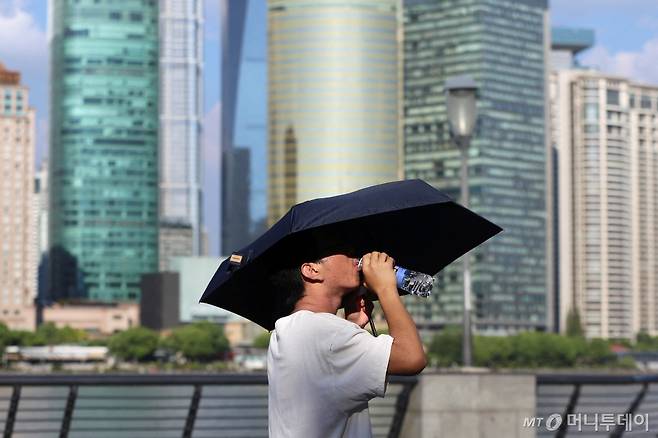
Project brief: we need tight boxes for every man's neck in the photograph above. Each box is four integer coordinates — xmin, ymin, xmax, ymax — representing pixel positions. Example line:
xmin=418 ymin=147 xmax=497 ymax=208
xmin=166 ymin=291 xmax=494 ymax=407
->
xmin=293 ymin=287 xmax=343 ymax=315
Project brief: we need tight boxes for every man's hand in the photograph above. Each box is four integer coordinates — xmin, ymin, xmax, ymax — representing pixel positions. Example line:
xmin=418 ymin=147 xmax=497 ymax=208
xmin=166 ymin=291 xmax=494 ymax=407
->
xmin=343 ymin=289 xmax=374 ymax=328
xmin=360 ymin=251 xmax=397 ymax=297
xmin=361 ymin=252 xmax=427 ymax=375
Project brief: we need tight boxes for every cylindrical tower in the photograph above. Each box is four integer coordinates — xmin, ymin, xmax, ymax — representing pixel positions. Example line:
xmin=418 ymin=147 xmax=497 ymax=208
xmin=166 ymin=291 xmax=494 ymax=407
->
xmin=267 ymin=0 xmax=402 ymax=225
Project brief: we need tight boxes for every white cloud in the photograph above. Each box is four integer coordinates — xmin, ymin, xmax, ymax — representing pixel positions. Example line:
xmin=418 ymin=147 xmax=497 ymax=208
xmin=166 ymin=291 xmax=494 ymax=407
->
xmin=581 ymin=38 xmax=658 ymax=86
xmin=203 ymin=101 xmax=221 ymax=256
xmin=0 ymin=1 xmax=46 ymax=65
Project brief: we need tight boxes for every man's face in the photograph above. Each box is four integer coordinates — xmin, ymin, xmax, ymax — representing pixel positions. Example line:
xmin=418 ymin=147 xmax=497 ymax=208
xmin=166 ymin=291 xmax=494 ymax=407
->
xmin=317 ymin=253 xmax=361 ymax=292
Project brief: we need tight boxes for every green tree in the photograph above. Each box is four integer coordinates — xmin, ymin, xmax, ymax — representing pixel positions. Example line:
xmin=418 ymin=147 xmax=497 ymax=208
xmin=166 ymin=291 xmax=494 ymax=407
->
xmin=31 ymin=323 xmax=87 ymax=345
xmin=0 ymin=323 xmax=9 ymax=355
xmin=537 ymin=333 xmax=579 ymax=367
xmin=252 ymin=332 xmax=271 ymax=349
xmin=7 ymin=330 xmax=43 ymax=346
xmin=473 ymin=336 xmax=512 ymax=368
xmin=108 ymin=327 xmax=159 ymax=362
xmin=566 ymin=307 xmax=585 ymax=338
xmin=582 ymin=338 xmax=615 ymax=366
xmin=165 ymin=321 xmax=230 ymax=362
xmin=35 ymin=322 xmax=60 ymax=345
xmin=56 ymin=325 xmax=87 ymax=344
xmin=634 ymin=331 xmax=658 ymax=352
xmin=427 ymin=326 xmax=461 ymax=367
xmin=83 ymin=337 xmax=109 ymax=347
xmin=507 ymin=332 xmax=583 ymax=368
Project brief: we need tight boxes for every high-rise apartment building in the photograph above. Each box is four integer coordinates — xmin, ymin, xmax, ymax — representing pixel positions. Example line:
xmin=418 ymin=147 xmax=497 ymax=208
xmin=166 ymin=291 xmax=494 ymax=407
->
xmin=267 ymin=0 xmax=402 ymax=225
xmin=403 ymin=0 xmax=550 ymax=334
xmin=548 ymin=27 xmax=594 ymax=333
xmin=221 ymin=0 xmax=268 ymax=253
xmin=550 ymin=27 xmax=595 ymax=71
xmin=159 ymin=0 xmax=204 ymax=269
xmin=552 ymin=69 xmax=658 ymax=338
xmin=0 ymin=63 xmax=36 ymax=330
xmin=49 ymin=0 xmax=159 ymax=302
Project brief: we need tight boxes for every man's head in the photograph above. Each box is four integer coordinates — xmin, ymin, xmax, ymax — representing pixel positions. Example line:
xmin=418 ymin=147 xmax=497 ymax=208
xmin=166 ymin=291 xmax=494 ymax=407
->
xmin=270 ymin=253 xmax=361 ymax=317
xmin=300 ymin=254 xmax=361 ymax=291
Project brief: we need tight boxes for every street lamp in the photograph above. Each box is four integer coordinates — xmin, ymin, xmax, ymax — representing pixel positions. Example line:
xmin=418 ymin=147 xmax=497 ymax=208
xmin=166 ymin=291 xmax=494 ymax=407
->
xmin=445 ymin=75 xmax=478 ymax=367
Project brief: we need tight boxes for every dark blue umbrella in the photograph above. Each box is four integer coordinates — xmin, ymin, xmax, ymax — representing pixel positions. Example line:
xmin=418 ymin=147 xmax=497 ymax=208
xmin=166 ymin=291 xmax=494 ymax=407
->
xmin=200 ymin=179 xmax=502 ymax=330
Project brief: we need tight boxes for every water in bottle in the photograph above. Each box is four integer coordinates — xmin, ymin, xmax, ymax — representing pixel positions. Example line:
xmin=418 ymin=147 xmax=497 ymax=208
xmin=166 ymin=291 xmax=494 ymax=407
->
xmin=394 ymin=266 xmax=434 ymax=297
xmin=357 ymin=258 xmax=434 ymax=297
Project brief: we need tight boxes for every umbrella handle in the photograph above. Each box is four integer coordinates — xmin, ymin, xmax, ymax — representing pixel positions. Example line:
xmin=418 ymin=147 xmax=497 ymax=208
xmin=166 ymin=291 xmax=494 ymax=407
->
xmin=368 ymin=317 xmax=378 ymax=337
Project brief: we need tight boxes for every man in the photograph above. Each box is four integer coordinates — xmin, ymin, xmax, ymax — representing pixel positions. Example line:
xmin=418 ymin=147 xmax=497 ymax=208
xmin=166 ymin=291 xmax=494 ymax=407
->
xmin=267 ymin=250 xmax=426 ymax=437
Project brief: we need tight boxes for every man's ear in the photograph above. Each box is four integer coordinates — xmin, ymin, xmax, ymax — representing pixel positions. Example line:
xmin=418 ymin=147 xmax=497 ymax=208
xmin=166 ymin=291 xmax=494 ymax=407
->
xmin=300 ymin=262 xmax=322 ymax=281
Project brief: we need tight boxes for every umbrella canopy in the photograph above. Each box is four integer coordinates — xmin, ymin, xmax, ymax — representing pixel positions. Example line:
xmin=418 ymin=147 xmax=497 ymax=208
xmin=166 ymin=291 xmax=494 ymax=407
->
xmin=200 ymin=179 xmax=502 ymax=330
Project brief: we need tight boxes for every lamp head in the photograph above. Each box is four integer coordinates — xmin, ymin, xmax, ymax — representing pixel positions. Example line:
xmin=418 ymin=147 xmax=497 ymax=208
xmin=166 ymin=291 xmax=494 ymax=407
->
xmin=445 ymin=75 xmax=478 ymax=138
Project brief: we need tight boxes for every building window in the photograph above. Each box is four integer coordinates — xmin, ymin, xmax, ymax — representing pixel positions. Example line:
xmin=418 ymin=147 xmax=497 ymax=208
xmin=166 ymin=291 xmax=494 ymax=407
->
xmin=606 ymin=89 xmax=620 ymax=106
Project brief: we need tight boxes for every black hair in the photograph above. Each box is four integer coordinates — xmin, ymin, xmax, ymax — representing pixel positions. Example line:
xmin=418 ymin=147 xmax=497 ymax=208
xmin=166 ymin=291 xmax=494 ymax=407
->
xmin=269 ymin=264 xmax=306 ymax=318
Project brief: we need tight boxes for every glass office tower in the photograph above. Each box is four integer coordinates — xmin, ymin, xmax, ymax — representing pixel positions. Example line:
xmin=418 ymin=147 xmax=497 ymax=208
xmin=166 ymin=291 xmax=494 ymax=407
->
xmin=404 ymin=0 xmax=550 ymax=333
xmin=220 ymin=0 xmax=269 ymax=254
xmin=268 ymin=0 xmax=402 ymax=225
xmin=49 ymin=0 xmax=159 ymax=302
xmin=159 ymin=0 xmax=204 ymax=268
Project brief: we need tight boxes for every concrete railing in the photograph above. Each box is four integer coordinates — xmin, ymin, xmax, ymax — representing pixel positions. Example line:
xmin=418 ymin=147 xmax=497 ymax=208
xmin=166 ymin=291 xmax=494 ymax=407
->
xmin=400 ymin=372 xmax=536 ymax=438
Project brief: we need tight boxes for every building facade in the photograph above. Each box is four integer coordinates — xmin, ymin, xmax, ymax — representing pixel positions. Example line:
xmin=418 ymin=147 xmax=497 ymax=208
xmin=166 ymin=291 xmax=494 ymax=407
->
xmin=158 ymin=222 xmax=194 ymax=271
xmin=0 ymin=63 xmax=37 ymax=330
xmin=403 ymin=0 xmax=550 ymax=334
xmin=221 ymin=147 xmax=251 ymax=252
xmin=49 ymin=0 xmax=159 ymax=302
xmin=35 ymin=159 xmax=50 ymax=325
xmin=221 ymin=0 xmax=268 ymax=253
xmin=159 ymin=0 xmax=204 ymax=267
xmin=550 ymin=27 xmax=595 ymax=71
xmin=552 ymin=69 xmax=658 ymax=338
xmin=267 ymin=0 xmax=402 ymax=225
xmin=43 ymin=301 xmax=139 ymax=335
xmin=140 ymin=271 xmax=180 ymax=330
xmin=548 ymin=26 xmax=594 ymax=334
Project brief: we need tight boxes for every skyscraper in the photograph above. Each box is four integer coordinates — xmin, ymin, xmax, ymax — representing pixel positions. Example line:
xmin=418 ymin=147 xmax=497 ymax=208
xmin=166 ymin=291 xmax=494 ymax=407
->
xmin=550 ymin=27 xmax=595 ymax=71
xmin=221 ymin=147 xmax=251 ymax=253
xmin=159 ymin=0 xmax=204 ymax=269
xmin=548 ymin=26 xmax=594 ymax=333
xmin=35 ymin=159 xmax=50 ymax=324
xmin=552 ymin=69 xmax=658 ymax=338
xmin=220 ymin=0 xmax=268 ymax=254
xmin=267 ymin=0 xmax=402 ymax=225
xmin=403 ymin=0 xmax=550 ymax=334
xmin=0 ymin=62 xmax=36 ymax=330
xmin=49 ymin=0 xmax=159 ymax=302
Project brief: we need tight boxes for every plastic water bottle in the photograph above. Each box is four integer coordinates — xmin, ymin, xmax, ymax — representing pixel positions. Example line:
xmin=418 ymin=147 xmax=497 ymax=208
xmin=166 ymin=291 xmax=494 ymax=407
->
xmin=357 ymin=258 xmax=434 ymax=297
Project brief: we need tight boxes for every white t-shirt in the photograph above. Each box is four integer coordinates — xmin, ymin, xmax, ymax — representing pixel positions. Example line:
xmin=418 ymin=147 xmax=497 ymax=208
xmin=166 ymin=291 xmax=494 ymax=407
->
xmin=267 ymin=310 xmax=394 ymax=438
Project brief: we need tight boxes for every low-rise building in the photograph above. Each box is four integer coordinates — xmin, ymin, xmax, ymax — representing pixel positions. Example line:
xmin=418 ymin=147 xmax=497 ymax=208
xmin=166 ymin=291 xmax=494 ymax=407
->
xmin=42 ymin=301 xmax=139 ymax=336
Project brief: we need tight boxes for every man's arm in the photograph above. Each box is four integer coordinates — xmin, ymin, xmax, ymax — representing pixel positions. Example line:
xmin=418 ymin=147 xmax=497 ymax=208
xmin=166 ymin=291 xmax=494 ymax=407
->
xmin=342 ymin=288 xmax=373 ymax=328
xmin=361 ymin=252 xmax=427 ymax=375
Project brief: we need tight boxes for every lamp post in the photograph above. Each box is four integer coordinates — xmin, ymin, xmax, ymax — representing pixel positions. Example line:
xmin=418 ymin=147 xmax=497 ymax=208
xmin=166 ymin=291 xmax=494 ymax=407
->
xmin=445 ymin=75 xmax=478 ymax=367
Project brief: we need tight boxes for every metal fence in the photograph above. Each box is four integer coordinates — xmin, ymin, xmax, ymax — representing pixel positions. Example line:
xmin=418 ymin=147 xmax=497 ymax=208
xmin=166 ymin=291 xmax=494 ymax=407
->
xmin=0 ymin=374 xmax=417 ymax=438
xmin=536 ymin=374 xmax=658 ymax=438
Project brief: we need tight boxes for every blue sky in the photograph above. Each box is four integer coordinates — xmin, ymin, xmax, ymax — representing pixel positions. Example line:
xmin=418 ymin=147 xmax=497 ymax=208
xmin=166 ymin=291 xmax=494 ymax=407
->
xmin=1 ymin=0 xmax=657 ymax=256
